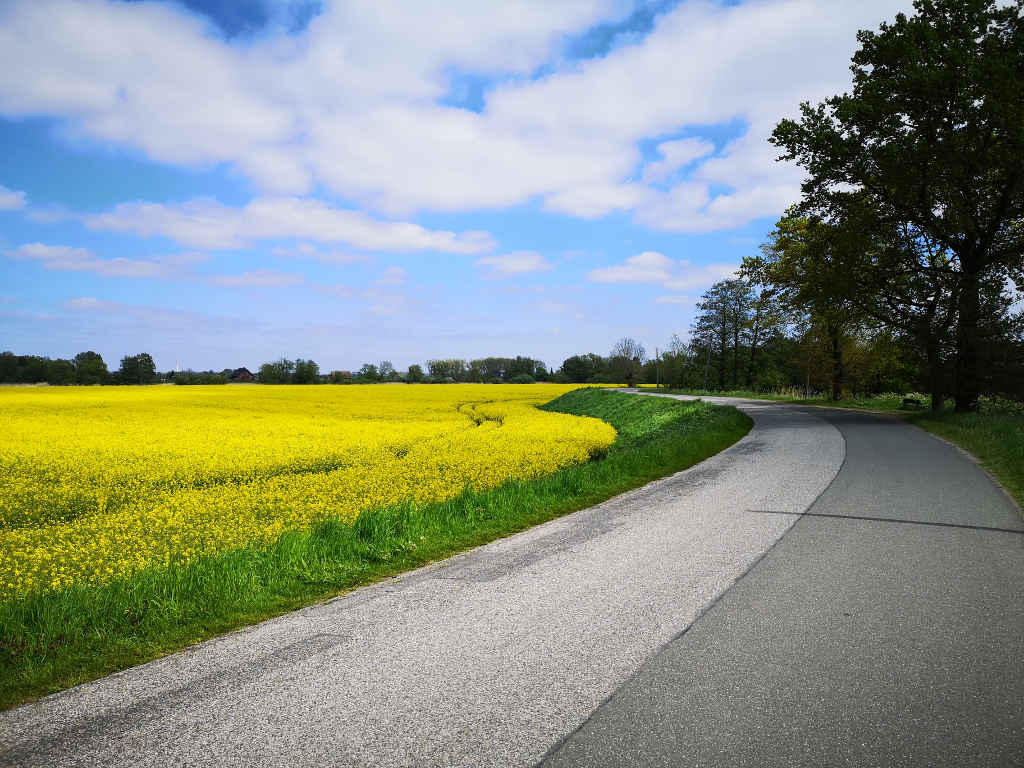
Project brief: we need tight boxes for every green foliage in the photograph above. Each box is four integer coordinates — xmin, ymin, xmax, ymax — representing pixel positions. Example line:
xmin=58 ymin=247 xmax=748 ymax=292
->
xmin=72 ymin=351 xmax=108 ymax=385
xmin=422 ymin=356 xmax=549 ymax=383
xmin=259 ymin=359 xmax=296 ymax=384
xmin=608 ymin=337 xmax=646 ymax=388
xmin=426 ymin=359 xmax=466 ymax=380
xmin=771 ymin=0 xmax=1024 ymax=410
xmin=356 ymin=363 xmax=379 ymax=382
xmin=0 ymin=352 xmax=76 ymax=384
xmin=560 ymin=353 xmax=606 ymax=383
xmin=173 ymin=372 xmax=228 ymax=385
xmin=293 ymin=359 xmax=320 ymax=384
xmin=509 ymin=373 xmax=535 ymax=384
xmin=0 ymin=391 xmax=749 ymax=709
xmin=45 ymin=358 xmax=75 ymax=385
xmin=118 ymin=353 xmax=156 ymax=385
xmin=405 ymin=364 xmax=424 ymax=383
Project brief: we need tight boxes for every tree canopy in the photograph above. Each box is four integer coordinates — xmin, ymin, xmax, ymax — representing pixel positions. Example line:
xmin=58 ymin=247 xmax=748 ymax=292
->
xmin=771 ymin=0 xmax=1024 ymax=410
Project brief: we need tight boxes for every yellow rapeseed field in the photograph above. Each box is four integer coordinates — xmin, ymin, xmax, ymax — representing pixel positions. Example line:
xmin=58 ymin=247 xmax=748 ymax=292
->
xmin=0 ymin=384 xmax=614 ymax=599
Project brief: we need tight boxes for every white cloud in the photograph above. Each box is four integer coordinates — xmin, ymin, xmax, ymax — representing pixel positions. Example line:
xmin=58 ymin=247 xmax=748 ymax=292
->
xmin=543 ymin=182 xmax=653 ymax=219
xmin=654 ymin=295 xmax=692 ymax=305
xmin=589 ymin=251 xmax=674 ymax=283
xmin=636 ymin=179 xmax=799 ymax=234
xmin=663 ymin=261 xmax=740 ymax=291
xmin=272 ymin=243 xmax=373 ymax=265
xmin=8 ymin=243 xmax=322 ymax=291
xmin=0 ymin=184 xmax=27 ymax=210
xmin=589 ymin=251 xmax=738 ymax=292
xmin=314 ymin=283 xmax=355 ymax=298
xmin=209 ymin=269 xmax=305 ymax=288
xmin=84 ymin=197 xmax=496 ymax=253
xmin=0 ymin=0 xmax=913 ymax=232
xmin=0 ymin=0 xmax=628 ymax=206
xmin=475 ymin=251 xmax=553 ymax=277
xmin=6 ymin=242 xmax=207 ymax=279
xmin=65 ymin=296 xmax=103 ymax=310
xmin=641 ymin=138 xmax=715 ymax=184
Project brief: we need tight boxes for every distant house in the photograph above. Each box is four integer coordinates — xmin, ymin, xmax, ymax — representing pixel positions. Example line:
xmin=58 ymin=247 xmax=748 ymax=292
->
xmin=229 ymin=367 xmax=254 ymax=382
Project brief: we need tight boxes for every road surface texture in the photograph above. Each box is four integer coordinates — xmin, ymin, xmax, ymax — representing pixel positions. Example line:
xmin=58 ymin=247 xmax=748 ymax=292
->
xmin=543 ymin=394 xmax=1024 ymax=768
xmin=1 ymin=394 xmax=1021 ymax=767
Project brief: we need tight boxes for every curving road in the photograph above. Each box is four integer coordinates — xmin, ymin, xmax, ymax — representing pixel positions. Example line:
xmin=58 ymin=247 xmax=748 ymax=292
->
xmin=1 ymin=394 xmax=1021 ymax=767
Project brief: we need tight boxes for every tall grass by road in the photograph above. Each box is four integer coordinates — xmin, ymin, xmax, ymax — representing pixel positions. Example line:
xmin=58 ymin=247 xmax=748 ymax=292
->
xmin=0 ymin=389 xmax=750 ymax=711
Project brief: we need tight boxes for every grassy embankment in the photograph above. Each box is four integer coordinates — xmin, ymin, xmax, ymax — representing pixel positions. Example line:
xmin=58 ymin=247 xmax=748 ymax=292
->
xmin=659 ymin=388 xmax=1024 ymax=509
xmin=0 ymin=389 xmax=750 ymax=710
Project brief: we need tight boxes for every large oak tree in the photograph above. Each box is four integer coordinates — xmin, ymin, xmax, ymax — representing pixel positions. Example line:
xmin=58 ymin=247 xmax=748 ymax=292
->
xmin=771 ymin=0 xmax=1024 ymax=411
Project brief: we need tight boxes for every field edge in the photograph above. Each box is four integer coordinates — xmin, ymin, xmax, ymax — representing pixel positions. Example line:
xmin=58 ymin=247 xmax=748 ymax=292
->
xmin=0 ymin=389 xmax=751 ymax=711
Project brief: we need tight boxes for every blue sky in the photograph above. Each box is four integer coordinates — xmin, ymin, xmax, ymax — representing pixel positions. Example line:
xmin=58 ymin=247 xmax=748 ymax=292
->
xmin=0 ymin=0 xmax=910 ymax=372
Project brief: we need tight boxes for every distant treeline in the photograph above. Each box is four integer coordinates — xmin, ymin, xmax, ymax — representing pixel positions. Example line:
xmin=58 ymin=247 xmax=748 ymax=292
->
xmin=235 ymin=350 xmax=649 ymax=385
xmin=0 ymin=351 xmax=156 ymax=385
xmin=262 ymin=355 xmax=569 ymax=384
xmin=7 ymin=302 xmax=1021 ymax=403
xmin=0 ymin=348 xmax=644 ymax=387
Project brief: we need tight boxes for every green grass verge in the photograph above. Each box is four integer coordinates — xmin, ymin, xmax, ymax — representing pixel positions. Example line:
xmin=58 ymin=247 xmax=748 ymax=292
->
xmin=0 ymin=389 xmax=751 ymax=711
xmin=659 ymin=387 xmax=910 ymax=411
xmin=660 ymin=387 xmax=1024 ymax=511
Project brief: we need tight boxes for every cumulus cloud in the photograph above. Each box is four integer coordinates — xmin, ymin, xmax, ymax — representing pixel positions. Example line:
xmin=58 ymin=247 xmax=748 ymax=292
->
xmin=208 ymin=269 xmax=305 ymax=288
xmin=272 ymin=242 xmax=372 ymax=264
xmin=0 ymin=184 xmax=27 ymax=210
xmin=663 ymin=261 xmax=740 ymax=291
xmin=475 ymin=251 xmax=553 ymax=278
xmin=0 ymin=0 xmax=913 ymax=232
xmin=588 ymin=250 xmax=737 ymax=292
xmin=84 ymin=197 xmax=496 ymax=253
xmin=6 ymin=243 xmax=207 ymax=279
xmin=641 ymin=138 xmax=715 ymax=184
xmin=8 ymin=243 xmax=326 ymax=292
xmin=314 ymin=283 xmax=355 ymax=298
xmin=65 ymin=296 xmax=104 ymax=310
xmin=589 ymin=251 xmax=674 ymax=283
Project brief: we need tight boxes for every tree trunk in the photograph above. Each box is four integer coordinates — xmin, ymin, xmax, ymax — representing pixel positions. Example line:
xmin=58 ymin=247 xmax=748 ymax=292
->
xmin=732 ymin=325 xmax=740 ymax=387
xmin=747 ymin=310 xmax=762 ymax=387
xmin=717 ymin=323 xmax=727 ymax=389
xmin=954 ymin=265 xmax=982 ymax=412
xmin=926 ymin=337 xmax=944 ymax=412
xmin=829 ymin=324 xmax=844 ymax=402
xmin=703 ymin=342 xmax=711 ymax=390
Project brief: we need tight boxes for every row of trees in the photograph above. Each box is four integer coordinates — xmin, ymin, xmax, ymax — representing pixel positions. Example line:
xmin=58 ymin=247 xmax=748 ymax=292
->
xmin=424 ymin=357 xmax=549 ymax=383
xmin=255 ymin=356 xmax=553 ymax=384
xmin=0 ymin=351 xmax=155 ymax=386
xmin=258 ymin=358 xmax=321 ymax=384
xmin=751 ymin=0 xmax=1024 ymax=410
xmin=0 ymin=349 xmax=635 ymax=387
xmin=649 ymin=275 xmax=1014 ymax=401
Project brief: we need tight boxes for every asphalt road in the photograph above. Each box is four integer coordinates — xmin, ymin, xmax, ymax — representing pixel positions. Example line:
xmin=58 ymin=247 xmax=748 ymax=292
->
xmin=543 ymin=395 xmax=1024 ymax=768
xmin=1 ymin=395 xmax=1021 ymax=767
